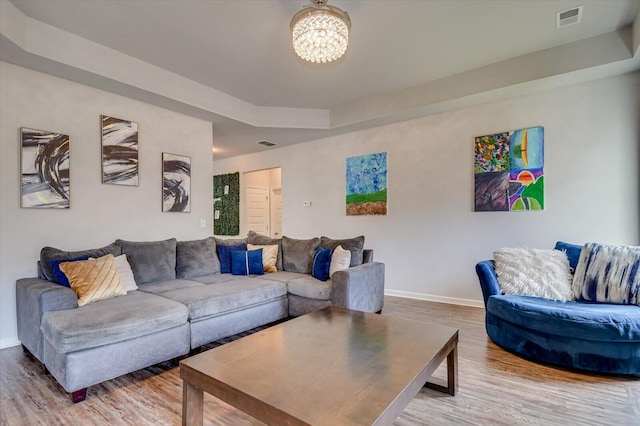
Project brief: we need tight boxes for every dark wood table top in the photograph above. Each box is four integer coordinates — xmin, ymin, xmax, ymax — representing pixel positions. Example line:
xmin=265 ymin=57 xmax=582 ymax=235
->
xmin=181 ymin=307 xmax=458 ymax=426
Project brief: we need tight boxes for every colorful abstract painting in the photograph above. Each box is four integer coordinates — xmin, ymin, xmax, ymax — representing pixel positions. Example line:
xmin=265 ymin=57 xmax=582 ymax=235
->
xmin=346 ymin=152 xmax=387 ymax=216
xmin=21 ymin=127 xmax=70 ymax=208
xmin=162 ymin=152 xmax=191 ymax=212
xmin=474 ymin=126 xmax=544 ymax=212
xmin=101 ymin=115 xmax=138 ymax=186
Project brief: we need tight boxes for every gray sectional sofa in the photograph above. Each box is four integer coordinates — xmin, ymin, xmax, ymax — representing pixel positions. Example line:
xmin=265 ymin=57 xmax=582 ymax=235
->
xmin=16 ymin=233 xmax=385 ymax=402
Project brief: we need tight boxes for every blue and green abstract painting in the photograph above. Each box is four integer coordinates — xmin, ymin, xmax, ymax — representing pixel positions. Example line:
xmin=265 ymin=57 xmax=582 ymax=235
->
xmin=346 ymin=152 xmax=387 ymax=215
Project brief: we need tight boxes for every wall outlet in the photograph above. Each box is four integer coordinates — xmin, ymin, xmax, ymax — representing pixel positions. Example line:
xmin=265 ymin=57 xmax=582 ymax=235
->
xmin=200 ymin=219 xmax=206 ymax=228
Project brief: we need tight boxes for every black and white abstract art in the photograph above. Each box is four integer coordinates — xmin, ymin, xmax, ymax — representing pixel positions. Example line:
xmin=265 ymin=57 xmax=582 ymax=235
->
xmin=21 ymin=127 xmax=70 ymax=209
xmin=162 ymin=152 xmax=191 ymax=213
xmin=101 ymin=115 xmax=139 ymax=186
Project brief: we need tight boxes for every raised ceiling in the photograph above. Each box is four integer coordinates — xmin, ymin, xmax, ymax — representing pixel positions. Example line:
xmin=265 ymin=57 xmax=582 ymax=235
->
xmin=2 ymin=0 xmax=639 ymax=158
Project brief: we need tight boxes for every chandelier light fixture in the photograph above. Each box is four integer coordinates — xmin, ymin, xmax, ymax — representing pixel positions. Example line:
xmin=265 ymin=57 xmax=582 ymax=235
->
xmin=290 ymin=0 xmax=351 ymax=64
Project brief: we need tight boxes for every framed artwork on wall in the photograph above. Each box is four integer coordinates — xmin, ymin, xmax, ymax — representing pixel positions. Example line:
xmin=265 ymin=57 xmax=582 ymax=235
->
xmin=213 ymin=172 xmax=240 ymax=235
xmin=101 ymin=115 xmax=139 ymax=186
xmin=346 ymin=152 xmax=388 ymax=216
xmin=162 ymin=152 xmax=191 ymax=213
xmin=474 ymin=126 xmax=544 ymax=212
xmin=20 ymin=127 xmax=70 ymax=209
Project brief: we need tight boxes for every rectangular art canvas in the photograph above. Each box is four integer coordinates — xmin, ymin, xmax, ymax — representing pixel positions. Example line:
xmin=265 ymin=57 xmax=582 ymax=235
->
xmin=101 ymin=115 xmax=139 ymax=186
xmin=20 ymin=127 xmax=70 ymax=208
xmin=346 ymin=152 xmax=387 ymax=216
xmin=162 ymin=152 xmax=191 ymax=212
xmin=474 ymin=126 xmax=544 ymax=212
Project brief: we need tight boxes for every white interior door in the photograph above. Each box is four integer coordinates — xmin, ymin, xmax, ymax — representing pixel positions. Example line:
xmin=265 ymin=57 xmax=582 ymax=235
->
xmin=247 ymin=186 xmax=270 ymax=235
xmin=270 ymin=188 xmax=282 ymax=238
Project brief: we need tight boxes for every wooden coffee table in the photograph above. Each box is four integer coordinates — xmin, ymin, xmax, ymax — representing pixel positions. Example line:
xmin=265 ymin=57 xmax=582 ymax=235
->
xmin=180 ymin=307 xmax=458 ymax=426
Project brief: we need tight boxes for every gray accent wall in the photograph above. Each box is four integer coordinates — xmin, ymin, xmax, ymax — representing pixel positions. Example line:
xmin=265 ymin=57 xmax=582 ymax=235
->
xmin=0 ymin=62 xmax=213 ymax=348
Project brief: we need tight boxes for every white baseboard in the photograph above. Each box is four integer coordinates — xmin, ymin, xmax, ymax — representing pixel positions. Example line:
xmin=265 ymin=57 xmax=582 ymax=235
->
xmin=384 ymin=289 xmax=485 ymax=309
xmin=0 ymin=336 xmax=21 ymax=350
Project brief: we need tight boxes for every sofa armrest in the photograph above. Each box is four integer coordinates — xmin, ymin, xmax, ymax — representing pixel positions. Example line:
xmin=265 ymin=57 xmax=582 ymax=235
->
xmin=16 ymin=278 xmax=78 ymax=362
xmin=331 ymin=262 xmax=385 ymax=313
xmin=475 ymin=260 xmax=501 ymax=307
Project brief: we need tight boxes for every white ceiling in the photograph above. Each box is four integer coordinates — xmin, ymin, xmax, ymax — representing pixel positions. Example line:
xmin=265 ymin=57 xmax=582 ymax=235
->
xmin=2 ymin=0 xmax=639 ymax=158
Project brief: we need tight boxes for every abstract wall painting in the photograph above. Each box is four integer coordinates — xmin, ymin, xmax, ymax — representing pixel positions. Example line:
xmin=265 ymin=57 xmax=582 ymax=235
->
xmin=162 ymin=152 xmax=191 ymax=213
xmin=346 ymin=152 xmax=387 ymax=216
xmin=20 ymin=127 xmax=70 ymax=209
xmin=474 ymin=126 xmax=544 ymax=212
xmin=101 ymin=115 xmax=138 ymax=186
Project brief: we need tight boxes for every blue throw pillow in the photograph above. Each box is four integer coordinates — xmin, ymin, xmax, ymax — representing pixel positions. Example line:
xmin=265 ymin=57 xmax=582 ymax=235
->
xmin=217 ymin=243 xmax=247 ymax=274
xmin=49 ymin=256 xmax=90 ymax=286
xmin=554 ymin=241 xmax=583 ymax=272
xmin=231 ymin=249 xmax=264 ymax=275
xmin=312 ymin=246 xmax=332 ymax=281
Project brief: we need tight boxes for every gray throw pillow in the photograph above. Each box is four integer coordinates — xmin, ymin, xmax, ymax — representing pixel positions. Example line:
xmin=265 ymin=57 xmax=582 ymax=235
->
xmin=116 ymin=238 xmax=177 ymax=284
xmin=282 ymin=236 xmax=320 ymax=274
xmin=40 ymin=243 xmax=122 ymax=282
xmin=176 ymin=237 xmax=220 ymax=278
xmin=320 ymin=236 xmax=365 ymax=267
xmin=248 ymin=231 xmax=283 ymax=271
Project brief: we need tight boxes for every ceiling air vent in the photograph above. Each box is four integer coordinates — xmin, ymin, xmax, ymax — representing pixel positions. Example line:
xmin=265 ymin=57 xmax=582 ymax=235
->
xmin=556 ymin=5 xmax=583 ymax=29
xmin=257 ymin=140 xmax=277 ymax=147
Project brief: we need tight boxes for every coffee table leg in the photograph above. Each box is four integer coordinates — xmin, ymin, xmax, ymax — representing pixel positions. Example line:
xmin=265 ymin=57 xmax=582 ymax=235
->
xmin=424 ymin=342 xmax=458 ymax=396
xmin=446 ymin=343 xmax=458 ymax=396
xmin=183 ymin=381 xmax=204 ymax=426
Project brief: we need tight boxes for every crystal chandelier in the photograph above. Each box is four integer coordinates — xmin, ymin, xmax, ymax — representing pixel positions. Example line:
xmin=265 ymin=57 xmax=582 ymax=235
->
xmin=290 ymin=0 xmax=351 ymax=63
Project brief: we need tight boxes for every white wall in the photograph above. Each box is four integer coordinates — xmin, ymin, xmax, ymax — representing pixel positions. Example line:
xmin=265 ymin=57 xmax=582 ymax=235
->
xmin=213 ymin=72 xmax=640 ymax=306
xmin=0 ymin=62 xmax=214 ymax=348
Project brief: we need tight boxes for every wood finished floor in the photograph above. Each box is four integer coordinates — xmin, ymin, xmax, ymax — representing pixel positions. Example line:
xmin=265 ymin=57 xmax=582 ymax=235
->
xmin=1 ymin=296 xmax=638 ymax=425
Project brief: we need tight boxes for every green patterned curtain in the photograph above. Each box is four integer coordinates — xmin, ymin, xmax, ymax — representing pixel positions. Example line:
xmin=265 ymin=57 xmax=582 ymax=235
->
xmin=213 ymin=172 xmax=240 ymax=235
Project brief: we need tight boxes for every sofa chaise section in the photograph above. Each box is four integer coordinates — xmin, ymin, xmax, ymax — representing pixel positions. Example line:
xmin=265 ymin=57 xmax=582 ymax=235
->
xmin=40 ymin=289 xmax=190 ymax=402
xmin=146 ymin=277 xmax=288 ymax=347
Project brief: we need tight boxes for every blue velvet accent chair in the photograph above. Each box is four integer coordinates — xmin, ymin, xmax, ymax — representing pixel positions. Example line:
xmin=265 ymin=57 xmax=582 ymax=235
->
xmin=476 ymin=242 xmax=640 ymax=375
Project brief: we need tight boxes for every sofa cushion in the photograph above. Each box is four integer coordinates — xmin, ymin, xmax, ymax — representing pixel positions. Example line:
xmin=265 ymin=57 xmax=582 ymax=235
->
xmin=493 ymin=247 xmax=573 ymax=302
xmin=487 ymin=295 xmax=640 ymax=342
xmin=137 ymin=279 xmax=205 ymax=294
xmin=41 ymin=291 xmax=188 ymax=353
xmin=214 ymin=237 xmax=248 ymax=246
xmin=40 ymin=243 xmax=121 ymax=282
xmin=247 ymin=231 xmax=283 ymax=271
xmin=231 ymin=249 xmax=264 ymax=275
xmin=282 ymin=236 xmax=320 ymax=273
xmin=159 ymin=278 xmax=287 ymax=320
xmin=257 ymin=271 xmax=309 ymax=284
xmin=50 ymin=256 xmax=89 ymax=286
xmin=572 ymin=243 xmax=640 ymax=305
xmin=188 ymin=274 xmax=243 ymax=285
xmin=176 ymin=237 xmax=220 ymax=278
xmin=248 ymin=243 xmax=278 ymax=273
xmin=320 ymin=235 xmax=365 ymax=267
xmin=60 ymin=254 xmax=127 ymax=306
xmin=116 ymin=238 xmax=177 ymax=284
xmin=311 ymin=246 xmax=332 ymax=282
xmin=287 ymin=276 xmax=331 ymax=300
xmin=217 ymin=243 xmax=246 ymax=273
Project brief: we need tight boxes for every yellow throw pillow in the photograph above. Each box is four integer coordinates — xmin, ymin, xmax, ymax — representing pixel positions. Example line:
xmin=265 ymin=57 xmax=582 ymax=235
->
xmin=248 ymin=244 xmax=278 ymax=273
xmin=60 ymin=254 xmax=127 ymax=306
